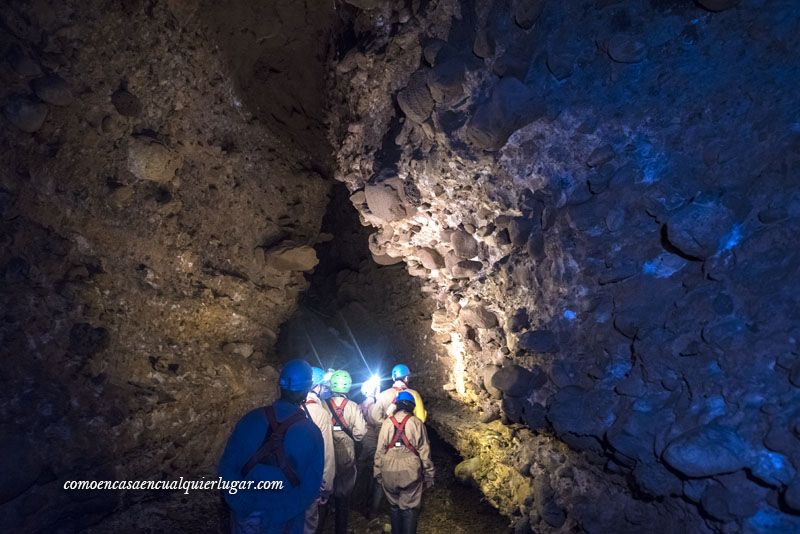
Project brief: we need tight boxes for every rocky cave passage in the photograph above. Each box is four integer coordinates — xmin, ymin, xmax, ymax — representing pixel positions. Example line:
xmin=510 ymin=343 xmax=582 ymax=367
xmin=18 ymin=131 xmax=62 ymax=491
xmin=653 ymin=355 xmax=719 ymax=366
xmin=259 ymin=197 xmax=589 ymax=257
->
xmin=2 ymin=0 xmax=800 ymax=533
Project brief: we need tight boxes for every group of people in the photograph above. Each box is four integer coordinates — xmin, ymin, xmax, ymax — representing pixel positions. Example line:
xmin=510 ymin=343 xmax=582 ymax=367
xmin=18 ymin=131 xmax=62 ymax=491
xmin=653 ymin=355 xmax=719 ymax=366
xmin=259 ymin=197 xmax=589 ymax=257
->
xmin=219 ymin=359 xmax=434 ymax=534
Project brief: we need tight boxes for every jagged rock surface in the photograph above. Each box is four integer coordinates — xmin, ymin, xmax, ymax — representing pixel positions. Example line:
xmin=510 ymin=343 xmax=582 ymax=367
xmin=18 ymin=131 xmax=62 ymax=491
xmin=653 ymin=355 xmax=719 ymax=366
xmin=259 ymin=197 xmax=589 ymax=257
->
xmin=0 ymin=1 xmax=334 ymax=531
xmin=329 ymin=0 xmax=800 ymax=532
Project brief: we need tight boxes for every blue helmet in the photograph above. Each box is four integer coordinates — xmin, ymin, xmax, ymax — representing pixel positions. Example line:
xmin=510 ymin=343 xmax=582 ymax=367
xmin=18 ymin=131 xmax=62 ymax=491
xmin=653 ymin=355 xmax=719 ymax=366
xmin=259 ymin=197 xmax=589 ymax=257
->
xmin=391 ymin=363 xmax=410 ymax=381
xmin=311 ymin=366 xmax=326 ymax=386
xmin=279 ymin=360 xmax=313 ymax=392
xmin=396 ymin=391 xmax=415 ymax=404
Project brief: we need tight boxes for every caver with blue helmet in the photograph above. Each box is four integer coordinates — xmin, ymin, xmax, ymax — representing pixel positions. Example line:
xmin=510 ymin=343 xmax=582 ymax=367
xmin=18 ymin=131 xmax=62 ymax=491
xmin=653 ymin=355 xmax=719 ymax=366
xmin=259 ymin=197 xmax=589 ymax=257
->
xmin=363 ymin=363 xmax=427 ymax=521
xmin=219 ymin=359 xmax=325 ymax=534
xmin=374 ymin=390 xmax=434 ymax=534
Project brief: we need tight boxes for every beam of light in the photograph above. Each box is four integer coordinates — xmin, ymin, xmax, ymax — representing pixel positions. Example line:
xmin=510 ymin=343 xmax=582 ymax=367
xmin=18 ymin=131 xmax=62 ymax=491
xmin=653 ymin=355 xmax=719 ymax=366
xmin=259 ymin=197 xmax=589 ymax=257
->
xmin=450 ymin=332 xmax=466 ymax=395
xmin=302 ymin=321 xmax=325 ymax=368
xmin=337 ymin=311 xmax=372 ymax=375
xmin=360 ymin=373 xmax=382 ymax=397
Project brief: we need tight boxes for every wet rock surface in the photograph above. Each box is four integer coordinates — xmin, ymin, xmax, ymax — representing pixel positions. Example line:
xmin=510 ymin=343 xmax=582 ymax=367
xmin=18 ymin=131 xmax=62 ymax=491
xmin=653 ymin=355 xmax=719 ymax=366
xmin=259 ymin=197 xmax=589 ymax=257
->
xmin=329 ymin=0 xmax=800 ymax=531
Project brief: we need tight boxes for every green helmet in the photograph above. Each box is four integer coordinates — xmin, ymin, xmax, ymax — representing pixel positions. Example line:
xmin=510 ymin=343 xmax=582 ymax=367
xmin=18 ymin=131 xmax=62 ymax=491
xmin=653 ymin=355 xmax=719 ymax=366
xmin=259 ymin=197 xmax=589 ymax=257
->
xmin=330 ymin=370 xmax=352 ymax=394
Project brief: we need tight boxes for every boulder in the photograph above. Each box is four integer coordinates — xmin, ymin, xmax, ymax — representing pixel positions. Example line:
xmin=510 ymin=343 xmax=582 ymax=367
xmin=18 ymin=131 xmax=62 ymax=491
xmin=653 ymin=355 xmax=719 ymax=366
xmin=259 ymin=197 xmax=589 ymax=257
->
xmin=455 ymin=457 xmax=482 ymax=485
xmin=518 ymin=330 xmax=558 ymax=353
xmin=31 ymin=74 xmax=73 ymax=106
xmin=417 ymin=247 xmax=444 ymax=270
xmin=111 ymin=88 xmax=142 ymax=117
xmin=666 ymin=199 xmax=734 ymax=259
xmin=450 ymin=230 xmax=479 ymax=259
xmin=663 ymin=425 xmax=749 ymax=477
xmin=364 ymin=179 xmax=409 ymax=222
xmin=632 ymin=460 xmax=682 ymax=498
xmin=459 ymin=305 xmax=498 ymax=329
xmin=3 ymin=96 xmax=47 ymax=132
xmin=426 ymin=60 xmax=466 ymax=105
xmin=547 ymin=386 xmax=618 ymax=437
xmin=222 ymin=342 xmax=254 ymax=358
xmin=784 ymin=479 xmax=800 ymax=512
xmin=397 ymin=71 xmax=434 ymax=124
xmin=512 ymin=0 xmax=545 ymax=29
xmin=482 ymin=365 xmax=503 ymax=399
xmin=491 ymin=364 xmax=533 ymax=397
xmin=606 ymin=35 xmax=647 ymax=63
xmin=265 ymin=244 xmax=318 ymax=271
xmin=127 ymin=139 xmax=182 ymax=183
xmin=465 ymin=77 xmax=544 ymax=151
xmin=451 ymin=260 xmax=482 ymax=278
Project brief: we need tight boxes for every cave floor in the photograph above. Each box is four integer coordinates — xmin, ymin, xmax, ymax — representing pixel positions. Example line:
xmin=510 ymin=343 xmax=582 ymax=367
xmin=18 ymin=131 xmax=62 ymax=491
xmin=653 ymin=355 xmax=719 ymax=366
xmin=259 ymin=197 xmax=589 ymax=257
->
xmin=86 ymin=426 xmax=510 ymax=533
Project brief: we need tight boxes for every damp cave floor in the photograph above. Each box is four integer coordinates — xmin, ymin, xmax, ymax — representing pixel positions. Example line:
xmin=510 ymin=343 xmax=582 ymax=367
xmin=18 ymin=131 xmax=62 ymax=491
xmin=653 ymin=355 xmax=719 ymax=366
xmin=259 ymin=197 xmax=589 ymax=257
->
xmin=86 ymin=427 xmax=511 ymax=534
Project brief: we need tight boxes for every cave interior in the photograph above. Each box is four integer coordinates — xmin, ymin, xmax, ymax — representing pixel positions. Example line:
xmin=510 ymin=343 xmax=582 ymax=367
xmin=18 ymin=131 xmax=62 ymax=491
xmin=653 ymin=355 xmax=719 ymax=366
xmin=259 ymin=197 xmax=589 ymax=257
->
xmin=2 ymin=0 xmax=800 ymax=533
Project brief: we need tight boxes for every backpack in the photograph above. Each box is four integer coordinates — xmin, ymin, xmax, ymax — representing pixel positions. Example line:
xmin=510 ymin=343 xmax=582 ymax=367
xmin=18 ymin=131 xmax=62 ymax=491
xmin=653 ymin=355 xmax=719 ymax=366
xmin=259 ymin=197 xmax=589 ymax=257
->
xmin=240 ymin=405 xmax=306 ymax=486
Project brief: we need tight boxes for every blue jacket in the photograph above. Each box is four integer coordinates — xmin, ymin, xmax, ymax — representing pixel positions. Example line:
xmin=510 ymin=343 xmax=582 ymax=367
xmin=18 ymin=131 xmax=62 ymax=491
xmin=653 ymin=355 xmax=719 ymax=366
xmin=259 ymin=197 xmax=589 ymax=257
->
xmin=219 ymin=399 xmax=324 ymax=533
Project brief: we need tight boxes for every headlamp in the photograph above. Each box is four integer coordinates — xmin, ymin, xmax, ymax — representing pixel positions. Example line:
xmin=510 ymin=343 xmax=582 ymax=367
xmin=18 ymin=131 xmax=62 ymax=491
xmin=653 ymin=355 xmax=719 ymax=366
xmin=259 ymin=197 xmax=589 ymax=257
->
xmin=361 ymin=374 xmax=381 ymax=398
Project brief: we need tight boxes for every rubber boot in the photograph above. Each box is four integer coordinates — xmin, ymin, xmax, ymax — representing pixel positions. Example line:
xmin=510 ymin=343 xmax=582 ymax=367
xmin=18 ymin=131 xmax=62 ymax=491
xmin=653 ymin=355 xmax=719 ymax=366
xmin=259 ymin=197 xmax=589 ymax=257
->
xmin=390 ymin=505 xmax=402 ymax=534
xmin=400 ymin=507 xmax=419 ymax=534
xmin=334 ymin=494 xmax=349 ymax=534
xmin=315 ymin=500 xmax=329 ymax=534
xmin=367 ymin=478 xmax=383 ymax=519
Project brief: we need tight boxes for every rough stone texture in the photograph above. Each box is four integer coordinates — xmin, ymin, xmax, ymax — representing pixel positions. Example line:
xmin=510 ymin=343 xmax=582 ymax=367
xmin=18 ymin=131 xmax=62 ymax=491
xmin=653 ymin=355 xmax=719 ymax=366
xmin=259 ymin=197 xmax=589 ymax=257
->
xmin=0 ymin=1 xmax=333 ymax=531
xmin=329 ymin=0 xmax=800 ymax=531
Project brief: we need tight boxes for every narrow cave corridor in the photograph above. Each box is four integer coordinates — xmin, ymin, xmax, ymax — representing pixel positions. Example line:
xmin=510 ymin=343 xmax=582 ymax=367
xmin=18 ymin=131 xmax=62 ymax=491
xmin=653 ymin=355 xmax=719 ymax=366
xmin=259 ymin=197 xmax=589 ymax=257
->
xmin=2 ymin=1 xmax=800 ymax=534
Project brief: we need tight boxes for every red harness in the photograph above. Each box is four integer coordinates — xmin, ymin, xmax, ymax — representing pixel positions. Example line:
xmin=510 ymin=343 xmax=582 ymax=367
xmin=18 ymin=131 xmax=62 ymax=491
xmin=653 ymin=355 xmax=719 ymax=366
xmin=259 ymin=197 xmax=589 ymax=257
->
xmin=385 ymin=414 xmax=419 ymax=456
xmin=241 ymin=406 xmax=305 ymax=486
xmin=330 ymin=398 xmax=350 ymax=428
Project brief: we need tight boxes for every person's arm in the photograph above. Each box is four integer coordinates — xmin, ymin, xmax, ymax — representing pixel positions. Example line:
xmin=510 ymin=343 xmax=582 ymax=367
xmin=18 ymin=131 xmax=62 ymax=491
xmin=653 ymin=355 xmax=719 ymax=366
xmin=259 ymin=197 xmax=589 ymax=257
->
xmin=218 ymin=409 xmax=264 ymax=513
xmin=373 ymin=419 xmax=391 ymax=481
xmin=411 ymin=390 xmax=427 ymax=422
xmin=313 ymin=406 xmax=336 ymax=496
xmin=349 ymin=401 xmax=368 ymax=441
xmin=368 ymin=390 xmax=389 ymax=424
xmin=415 ymin=420 xmax=435 ymax=487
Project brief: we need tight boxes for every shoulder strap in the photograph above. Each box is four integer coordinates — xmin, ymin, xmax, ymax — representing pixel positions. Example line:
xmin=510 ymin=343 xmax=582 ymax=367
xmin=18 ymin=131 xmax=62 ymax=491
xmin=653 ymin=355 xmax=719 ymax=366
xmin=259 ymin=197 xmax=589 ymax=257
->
xmin=385 ymin=414 xmax=419 ymax=456
xmin=240 ymin=406 xmax=306 ymax=485
xmin=326 ymin=398 xmax=356 ymax=442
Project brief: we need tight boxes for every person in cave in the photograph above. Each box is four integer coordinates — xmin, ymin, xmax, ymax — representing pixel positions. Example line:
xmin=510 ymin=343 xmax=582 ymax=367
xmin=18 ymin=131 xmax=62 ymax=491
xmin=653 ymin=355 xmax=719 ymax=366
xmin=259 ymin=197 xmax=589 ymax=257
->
xmin=374 ymin=391 xmax=435 ymax=534
xmin=218 ymin=359 xmax=325 ymax=534
xmin=301 ymin=367 xmax=336 ymax=534
xmin=364 ymin=363 xmax=428 ymax=519
xmin=321 ymin=369 xmax=367 ymax=534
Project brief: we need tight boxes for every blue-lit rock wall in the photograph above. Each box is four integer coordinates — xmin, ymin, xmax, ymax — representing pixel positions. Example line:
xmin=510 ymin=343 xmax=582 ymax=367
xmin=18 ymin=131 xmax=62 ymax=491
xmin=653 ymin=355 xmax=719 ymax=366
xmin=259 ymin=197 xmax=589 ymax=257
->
xmin=332 ymin=0 xmax=800 ymax=531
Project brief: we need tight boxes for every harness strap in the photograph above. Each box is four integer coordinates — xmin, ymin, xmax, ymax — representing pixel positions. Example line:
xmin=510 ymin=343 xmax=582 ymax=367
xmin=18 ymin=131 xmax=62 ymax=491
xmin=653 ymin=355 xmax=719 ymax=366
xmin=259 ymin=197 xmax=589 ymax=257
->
xmin=385 ymin=414 xmax=419 ymax=456
xmin=326 ymin=398 xmax=356 ymax=442
xmin=240 ymin=406 xmax=305 ymax=486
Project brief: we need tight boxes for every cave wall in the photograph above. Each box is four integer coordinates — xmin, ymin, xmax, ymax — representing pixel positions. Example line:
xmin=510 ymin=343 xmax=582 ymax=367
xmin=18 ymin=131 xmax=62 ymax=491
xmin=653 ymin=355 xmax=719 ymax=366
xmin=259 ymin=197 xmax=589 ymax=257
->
xmin=0 ymin=1 xmax=335 ymax=530
xmin=330 ymin=0 xmax=800 ymax=532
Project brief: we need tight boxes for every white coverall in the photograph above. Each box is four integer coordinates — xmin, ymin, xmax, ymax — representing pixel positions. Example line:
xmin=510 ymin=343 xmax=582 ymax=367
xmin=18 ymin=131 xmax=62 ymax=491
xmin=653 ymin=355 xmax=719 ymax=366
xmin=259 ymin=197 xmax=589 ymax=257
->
xmin=328 ymin=396 xmax=367 ymax=495
xmin=374 ymin=409 xmax=434 ymax=510
xmin=303 ymin=390 xmax=335 ymax=534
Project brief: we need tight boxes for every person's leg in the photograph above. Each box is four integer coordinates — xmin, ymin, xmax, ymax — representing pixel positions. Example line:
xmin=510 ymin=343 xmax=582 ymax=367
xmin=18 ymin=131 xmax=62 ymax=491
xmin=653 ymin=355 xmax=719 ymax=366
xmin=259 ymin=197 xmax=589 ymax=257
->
xmin=316 ymin=500 xmax=329 ymax=534
xmin=367 ymin=474 xmax=384 ymax=519
xmin=389 ymin=505 xmax=402 ymax=534
xmin=304 ymin=498 xmax=319 ymax=534
xmin=399 ymin=507 xmax=419 ymax=534
xmin=334 ymin=494 xmax=350 ymax=534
